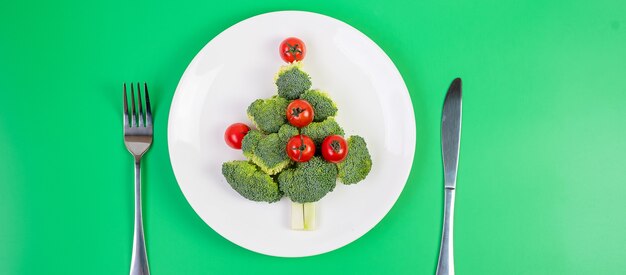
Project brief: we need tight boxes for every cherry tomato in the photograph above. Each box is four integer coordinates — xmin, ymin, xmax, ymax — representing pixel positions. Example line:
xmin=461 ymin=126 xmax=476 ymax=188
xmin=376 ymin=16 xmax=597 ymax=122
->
xmin=286 ymin=135 xmax=315 ymax=162
xmin=224 ymin=123 xmax=250 ymax=149
xmin=279 ymin=37 xmax=306 ymax=63
xmin=286 ymin=99 xmax=314 ymax=128
xmin=321 ymin=135 xmax=348 ymax=163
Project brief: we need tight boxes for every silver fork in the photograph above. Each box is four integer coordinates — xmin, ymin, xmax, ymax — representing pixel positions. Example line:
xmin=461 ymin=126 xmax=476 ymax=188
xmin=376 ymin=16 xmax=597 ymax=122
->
xmin=123 ymin=83 xmax=153 ymax=275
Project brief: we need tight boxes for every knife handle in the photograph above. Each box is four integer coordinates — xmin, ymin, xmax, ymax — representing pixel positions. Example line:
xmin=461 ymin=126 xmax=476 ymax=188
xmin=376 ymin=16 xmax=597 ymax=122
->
xmin=436 ymin=188 xmax=455 ymax=275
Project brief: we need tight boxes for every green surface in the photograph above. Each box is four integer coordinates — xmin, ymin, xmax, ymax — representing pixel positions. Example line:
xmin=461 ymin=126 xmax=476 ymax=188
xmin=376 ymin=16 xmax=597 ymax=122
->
xmin=1 ymin=0 xmax=625 ymax=274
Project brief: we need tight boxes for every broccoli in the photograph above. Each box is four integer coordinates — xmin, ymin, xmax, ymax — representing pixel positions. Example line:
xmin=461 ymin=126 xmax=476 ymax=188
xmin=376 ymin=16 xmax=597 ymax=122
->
xmin=247 ymin=96 xmax=289 ymax=133
xmin=242 ymin=124 xmax=296 ymax=159
xmin=277 ymin=123 xmax=299 ymax=142
xmin=241 ymin=124 xmax=297 ymax=175
xmin=278 ymin=156 xmax=338 ymax=203
xmin=275 ymin=62 xmax=311 ymax=100
xmin=251 ymin=133 xmax=291 ymax=175
xmin=221 ymin=161 xmax=282 ymax=203
xmin=300 ymin=117 xmax=345 ymax=145
xmin=337 ymin=135 xmax=372 ymax=184
xmin=278 ymin=156 xmax=338 ymax=230
xmin=241 ymin=129 xmax=264 ymax=158
xmin=300 ymin=90 xmax=338 ymax=122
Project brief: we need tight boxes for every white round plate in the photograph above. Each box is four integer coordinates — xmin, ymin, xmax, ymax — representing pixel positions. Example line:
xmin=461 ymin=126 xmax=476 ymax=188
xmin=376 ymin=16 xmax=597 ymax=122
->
xmin=168 ymin=11 xmax=415 ymax=257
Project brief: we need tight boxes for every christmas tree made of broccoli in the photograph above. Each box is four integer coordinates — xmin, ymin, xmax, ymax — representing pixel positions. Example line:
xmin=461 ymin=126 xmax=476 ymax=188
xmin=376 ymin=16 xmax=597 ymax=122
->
xmin=222 ymin=41 xmax=372 ymax=230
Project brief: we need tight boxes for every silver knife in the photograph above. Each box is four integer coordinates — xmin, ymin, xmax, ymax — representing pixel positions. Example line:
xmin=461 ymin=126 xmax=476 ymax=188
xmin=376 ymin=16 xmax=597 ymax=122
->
xmin=436 ymin=78 xmax=462 ymax=275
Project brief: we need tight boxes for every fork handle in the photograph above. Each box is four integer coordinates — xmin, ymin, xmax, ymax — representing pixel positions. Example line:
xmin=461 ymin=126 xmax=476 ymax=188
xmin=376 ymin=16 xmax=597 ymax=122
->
xmin=130 ymin=160 xmax=150 ymax=275
xmin=436 ymin=188 xmax=455 ymax=275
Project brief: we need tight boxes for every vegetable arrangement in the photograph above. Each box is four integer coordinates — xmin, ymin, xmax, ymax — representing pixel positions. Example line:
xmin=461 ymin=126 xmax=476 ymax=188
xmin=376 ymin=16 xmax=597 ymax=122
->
xmin=222 ymin=37 xmax=372 ymax=230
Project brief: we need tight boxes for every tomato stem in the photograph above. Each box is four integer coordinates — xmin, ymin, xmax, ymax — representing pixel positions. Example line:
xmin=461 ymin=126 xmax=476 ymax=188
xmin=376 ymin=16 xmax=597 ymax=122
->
xmin=285 ymin=42 xmax=302 ymax=55
xmin=291 ymin=107 xmax=305 ymax=118
xmin=330 ymin=140 xmax=342 ymax=153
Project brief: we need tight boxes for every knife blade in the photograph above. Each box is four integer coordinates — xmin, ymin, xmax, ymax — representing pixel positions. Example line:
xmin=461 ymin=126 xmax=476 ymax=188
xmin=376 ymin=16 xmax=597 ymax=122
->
xmin=442 ymin=78 xmax=462 ymax=189
xmin=436 ymin=78 xmax=462 ymax=275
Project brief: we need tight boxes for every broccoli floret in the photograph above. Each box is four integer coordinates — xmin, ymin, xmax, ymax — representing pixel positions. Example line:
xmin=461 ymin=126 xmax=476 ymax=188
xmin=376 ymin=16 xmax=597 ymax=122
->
xmin=300 ymin=117 xmax=345 ymax=145
xmin=278 ymin=157 xmax=338 ymax=203
xmin=241 ymin=124 xmax=297 ymax=175
xmin=222 ymin=161 xmax=282 ymax=203
xmin=337 ymin=136 xmax=372 ymax=184
xmin=247 ymin=96 xmax=289 ymax=133
xmin=241 ymin=129 xmax=264 ymax=158
xmin=250 ymin=133 xmax=291 ymax=175
xmin=243 ymin=124 xmax=296 ymax=159
xmin=275 ymin=62 xmax=311 ymax=100
xmin=300 ymin=90 xmax=337 ymax=122
xmin=277 ymin=123 xmax=299 ymax=142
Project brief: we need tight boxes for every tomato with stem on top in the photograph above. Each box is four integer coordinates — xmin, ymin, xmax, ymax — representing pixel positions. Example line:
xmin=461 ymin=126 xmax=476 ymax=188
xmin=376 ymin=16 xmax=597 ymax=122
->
xmin=286 ymin=99 xmax=314 ymax=128
xmin=224 ymin=123 xmax=250 ymax=149
xmin=279 ymin=37 xmax=306 ymax=63
xmin=321 ymin=135 xmax=348 ymax=163
xmin=286 ymin=135 xmax=315 ymax=162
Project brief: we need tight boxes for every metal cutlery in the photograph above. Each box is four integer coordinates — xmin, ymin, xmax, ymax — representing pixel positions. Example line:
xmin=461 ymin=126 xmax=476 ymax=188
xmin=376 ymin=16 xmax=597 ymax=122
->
xmin=123 ymin=83 xmax=153 ymax=275
xmin=436 ymin=78 xmax=462 ymax=275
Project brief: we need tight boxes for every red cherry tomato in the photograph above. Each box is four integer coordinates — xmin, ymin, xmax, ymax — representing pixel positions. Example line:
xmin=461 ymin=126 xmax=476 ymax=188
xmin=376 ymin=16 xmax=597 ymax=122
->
xmin=286 ymin=135 xmax=315 ymax=162
xmin=321 ymin=135 xmax=348 ymax=163
xmin=224 ymin=123 xmax=250 ymax=149
xmin=279 ymin=37 xmax=306 ymax=63
xmin=286 ymin=99 xmax=314 ymax=128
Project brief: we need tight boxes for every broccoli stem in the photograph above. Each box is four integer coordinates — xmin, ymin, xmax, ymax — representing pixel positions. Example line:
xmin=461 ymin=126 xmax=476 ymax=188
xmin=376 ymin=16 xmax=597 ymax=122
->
xmin=291 ymin=202 xmax=316 ymax=230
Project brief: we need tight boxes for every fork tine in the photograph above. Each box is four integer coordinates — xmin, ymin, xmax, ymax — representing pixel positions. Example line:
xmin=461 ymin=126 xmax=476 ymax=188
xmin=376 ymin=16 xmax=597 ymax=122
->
xmin=130 ymin=83 xmax=137 ymax=127
xmin=137 ymin=83 xmax=144 ymax=127
xmin=123 ymin=83 xmax=129 ymax=127
xmin=144 ymin=82 xmax=152 ymax=127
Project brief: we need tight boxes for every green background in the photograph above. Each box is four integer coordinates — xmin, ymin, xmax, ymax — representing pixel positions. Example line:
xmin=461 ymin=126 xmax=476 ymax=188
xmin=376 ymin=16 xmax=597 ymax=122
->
xmin=1 ymin=0 xmax=625 ymax=274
